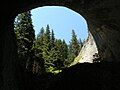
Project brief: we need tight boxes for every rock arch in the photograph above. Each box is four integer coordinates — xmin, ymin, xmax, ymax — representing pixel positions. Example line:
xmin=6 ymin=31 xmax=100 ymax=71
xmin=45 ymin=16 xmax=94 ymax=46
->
xmin=6 ymin=0 xmax=120 ymax=61
xmin=0 ymin=0 xmax=120 ymax=89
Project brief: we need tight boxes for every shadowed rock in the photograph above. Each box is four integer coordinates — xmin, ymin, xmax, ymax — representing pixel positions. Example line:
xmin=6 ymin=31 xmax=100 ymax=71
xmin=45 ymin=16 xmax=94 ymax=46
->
xmin=0 ymin=0 xmax=120 ymax=89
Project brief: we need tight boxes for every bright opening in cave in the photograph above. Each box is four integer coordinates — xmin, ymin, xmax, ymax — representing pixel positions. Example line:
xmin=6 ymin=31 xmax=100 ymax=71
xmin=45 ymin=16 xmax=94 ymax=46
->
xmin=14 ymin=6 xmax=98 ymax=75
xmin=31 ymin=6 xmax=88 ymax=44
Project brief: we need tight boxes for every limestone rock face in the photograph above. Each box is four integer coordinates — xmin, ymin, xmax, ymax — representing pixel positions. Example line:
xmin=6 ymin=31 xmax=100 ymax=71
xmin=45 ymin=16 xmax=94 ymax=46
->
xmin=71 ymin=32 xmax=98 ymax=65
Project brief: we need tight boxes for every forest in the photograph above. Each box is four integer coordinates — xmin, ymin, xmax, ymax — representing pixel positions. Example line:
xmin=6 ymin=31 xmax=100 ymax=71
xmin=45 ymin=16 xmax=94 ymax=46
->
xmin=14 ymin=11 xmax=83 ymax=75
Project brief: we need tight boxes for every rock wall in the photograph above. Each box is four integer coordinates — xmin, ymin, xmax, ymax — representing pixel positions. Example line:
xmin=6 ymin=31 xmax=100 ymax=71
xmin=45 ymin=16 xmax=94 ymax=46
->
xmin=0 ymin=0 xmax=120 ymax=89
xmin=71 ymin=31 xmax=98 ymax=65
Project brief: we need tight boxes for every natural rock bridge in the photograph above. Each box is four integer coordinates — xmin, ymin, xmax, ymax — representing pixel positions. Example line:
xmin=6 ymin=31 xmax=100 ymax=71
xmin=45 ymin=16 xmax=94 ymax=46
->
xmin=0 ymin=0 xmax=120 ymax=89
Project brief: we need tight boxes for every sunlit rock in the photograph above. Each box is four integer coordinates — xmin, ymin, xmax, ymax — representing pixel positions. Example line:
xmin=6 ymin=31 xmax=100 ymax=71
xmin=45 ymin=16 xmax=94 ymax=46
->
xmin=71 ymin=31 xmax=98 ymax=65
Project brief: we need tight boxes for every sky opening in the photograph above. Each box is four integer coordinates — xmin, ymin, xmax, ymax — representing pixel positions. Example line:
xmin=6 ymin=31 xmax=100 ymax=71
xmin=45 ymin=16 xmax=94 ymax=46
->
xmin=31 ymin=6 xmax=88 ymax=44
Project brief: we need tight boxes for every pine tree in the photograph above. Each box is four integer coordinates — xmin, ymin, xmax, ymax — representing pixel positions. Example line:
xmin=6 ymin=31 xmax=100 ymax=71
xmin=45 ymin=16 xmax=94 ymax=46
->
xmin=53 ymin=39 xmax=64 ymax=69
xmin=66 ymin=42 xmax=76 ymax=66
xmin=14 ymin=11 xmax=35 ymax=71
xmin=36 ymin=27 xmax=45 ymax=49
xmin=33 ymin=27 xmax=45 ymax=75
xmin=45 ymin=24 xmax=51 ymax=44
xmin=42 ymin=25 xmax=51 ymax=71
xmin=71 ymin=29 xmax=79 ymax=56
xmin=50 ymin=29 xmax=55 ymax=49
xmin=37 ymin=27 xmax=44 ymax=40
xmin=62 ymin=39 xmax=68 ymax=61
xmin=32 ymin=45 xmax=45 ymax=75
xmin=67 ymin=30 xmax=80 ymax=65
xmin=43 ymin=24 xmax=51 ymax=51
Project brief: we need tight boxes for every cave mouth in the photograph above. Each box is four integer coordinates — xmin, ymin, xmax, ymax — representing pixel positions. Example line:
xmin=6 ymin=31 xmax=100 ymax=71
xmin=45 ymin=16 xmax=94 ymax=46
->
xmin=14 ymin=6 xmax=100 ymax=75
xmin=1 ymin=1 xmax=120 ymax=90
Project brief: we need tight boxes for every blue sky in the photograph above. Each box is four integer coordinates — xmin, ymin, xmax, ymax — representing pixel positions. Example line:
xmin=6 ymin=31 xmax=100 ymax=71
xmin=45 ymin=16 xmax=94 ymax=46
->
xmin=31 ymin=6 xmax=88 ymax=44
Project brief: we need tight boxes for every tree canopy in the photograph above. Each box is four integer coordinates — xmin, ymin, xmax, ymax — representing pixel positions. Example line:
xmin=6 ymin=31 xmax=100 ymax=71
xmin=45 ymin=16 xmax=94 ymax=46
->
xmin=14 ymin=11 xmax=83 ymax=75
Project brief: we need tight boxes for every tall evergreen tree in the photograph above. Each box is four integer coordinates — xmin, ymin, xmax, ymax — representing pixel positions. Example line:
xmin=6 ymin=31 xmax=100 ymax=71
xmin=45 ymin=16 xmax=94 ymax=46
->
xmin=43 ymin=24 xmax=51 ymax=50
xmin=33 ymin=27 xmax=46 ymax=75
xmin=53 ymin=39 xmax=64 ymax=69
xmin=62 ymin=39 xmax=68 ymax=61
xmin=14 ymin=11 xmax=35 ymax=70
xmin=66 ymin=30 xmax=80 ymax=65
xmin=32 ymin=44 xmax=45 ymax=75
xmin=37 ymin=27 xmax=44 ymax=39
xmin=50 ymin=29 xmax=55 ymax=49
xmin=42 ymin=25 xmax=51 ymax=71
xmin=71 ymin=29 xmax=80 ymax=56
xmin=66 ymin=42 xmax=76 ymax=66
xmin=36 ymin=27 xmax=45 ymax=49
xmin=45 ymin=24 xmax=51 ymax=44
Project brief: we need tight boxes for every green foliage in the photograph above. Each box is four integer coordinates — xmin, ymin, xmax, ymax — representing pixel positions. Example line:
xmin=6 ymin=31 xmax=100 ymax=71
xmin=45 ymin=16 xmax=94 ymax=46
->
xmin=15 ymin=13 xmax=83 ymax=74
xmin=50 ymin=29 xmax=55 ymax=48
xmin=71 ymin=29 xmax=80 ymax=56
xmin=65 ymin=30 xmax=82 ymax=66
xmin=32 ymin=44 xmax=45 ymax=75
xmin=47 ymin=66 xmax=62 ymax=74
xmin=62 ymin=40 xmax=68 ymax=59
xmin=35 ymin=25 xmax=67 ymax=72
xmin=53 ymin=39 xmax=65 ymax=69
xmin=14 ymin=11 xmax=35 ymax=70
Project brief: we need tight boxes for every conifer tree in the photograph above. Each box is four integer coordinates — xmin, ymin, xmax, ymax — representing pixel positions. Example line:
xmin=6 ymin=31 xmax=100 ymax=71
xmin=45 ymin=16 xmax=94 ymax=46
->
xmin=71 ymin=29 xmax=80 ymax=56
xmin=67 ymin=30 xmax=80 ymax=65
xmin=50 ymin=29 xmax=55 ymax=49
xmin=14 ymin=11 xmax=35 ymax=70
xmin=62 ymin=39 xmax=68 ymax=61
xmin=45 ymin=24 xmax=51 ymax=44
xmin=42 ymin=25 xmax=51 ymax=71
xmin=53 ymin=39 xmax=64 ymax=69
xmin=33 ymin=27 xmax=45 ymax=74
xmin=36 ymin=27 xmax=45 ymax=50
